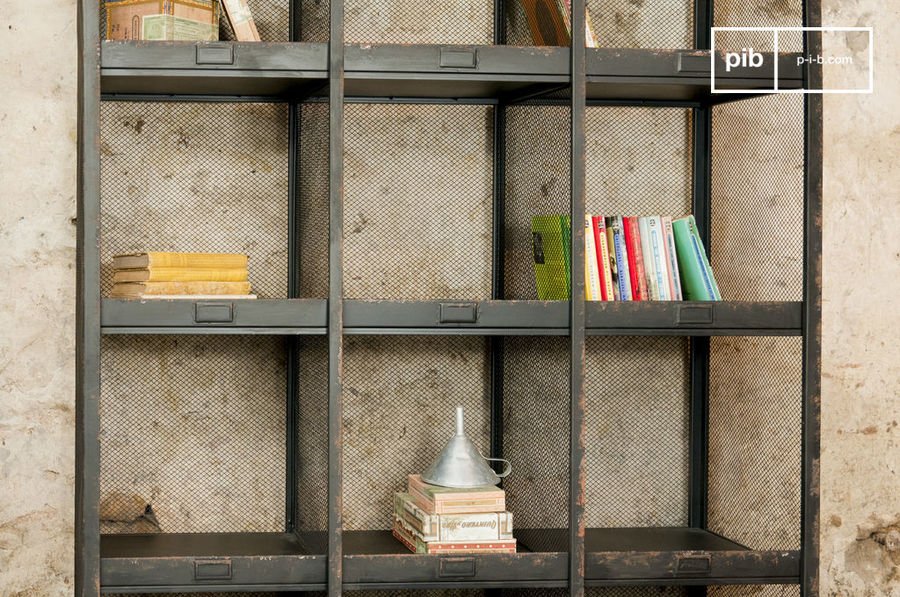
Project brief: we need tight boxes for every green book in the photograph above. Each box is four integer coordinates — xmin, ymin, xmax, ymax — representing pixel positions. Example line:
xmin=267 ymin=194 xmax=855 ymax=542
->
xmin=687 ymin=217 xmax=722 ymax=300
xmin=531 ymin=215 xmax=571 ymax=300
xmin=672 ymin=215 xmax=717 ymax=301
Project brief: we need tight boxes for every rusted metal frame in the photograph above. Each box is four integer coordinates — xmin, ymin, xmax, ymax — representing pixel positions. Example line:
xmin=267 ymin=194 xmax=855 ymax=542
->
xmin=801 ymin=1 xmax=822 ymax=594
xmin=285 ymin=94 xmax=302 ymax=533
xmin=689 ymin=105 xmax=712 ymax=534
xmin=328 ymin=0 xmax=344 ymax=590
xmin=76 ymin=0 xmax=102 ymax=592
xmin=569 ymin=0 xmax=586 ymax=593
xmin=694 ymin=0 xmax=713 ymax=49
xmin=490 ymin=99 xmax=506 ymax=478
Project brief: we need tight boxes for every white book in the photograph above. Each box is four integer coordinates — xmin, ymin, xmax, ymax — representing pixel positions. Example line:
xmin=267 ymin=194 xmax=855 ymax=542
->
xmin=584 ymin=215 xmax=602 ymax=301
xmin=638 ymin=217 xmax=659 ymax=300
xmin=661 ymin=216 xmax=683 ymax=300
xmin=647 ymin=216 xmax=671 ymax=301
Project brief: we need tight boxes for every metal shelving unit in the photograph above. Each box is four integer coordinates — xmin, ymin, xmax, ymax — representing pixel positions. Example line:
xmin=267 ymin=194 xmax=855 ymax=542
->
xmin=76 ymin=0 xmax=822 ymax=594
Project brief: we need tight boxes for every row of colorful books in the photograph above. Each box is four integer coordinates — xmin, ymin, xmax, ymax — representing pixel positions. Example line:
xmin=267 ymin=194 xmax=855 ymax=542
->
xmin=532 ymin=214 xmax=722 ymax=301
xmin=392 ymin=475 xmax=516 ymax=554
xmin=109 ymin=252 xmax=257 ymax=299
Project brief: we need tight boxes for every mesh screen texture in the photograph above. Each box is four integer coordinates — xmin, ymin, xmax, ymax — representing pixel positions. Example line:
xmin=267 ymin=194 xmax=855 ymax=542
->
xmin=711 ymin=94 xmax=804 ymax=302
xmin=99 ymin=335 xmax=286 ymax=534
xmin=343 ymin=104 xmax=494 ymax=301
xmin=298 ymin=102 xmax=331 ymax=299
xmin=296 ymin=337 xmax=329 ymax=532
xmin=502 ymin=337 xmax=570 ymax=529
xmin=585 ymin=337 xmax=690 ymax=527
xmin=708 ymin=336 xmax=802 ymax=551
xmin=586 ymin=589 xmax=688 ymax=597
xmin=345 ymin=0 xmax=493 ymax=44
xmin=503 ymin=104 xmax=571 ymax=300
xmin=342 ymin=336 xmax=490 ymax=530
xmin=713 ymin=0 xmax=803 ymax=51
xmin=586 ymin=106 xmax=693 ymax=219
xmin=99 ymin=102 xmax=289 ymax=299
xmin=709 ymin=586 xmax=801 ymax=597
xmin=587 ymin=0 xmax=693 ymax=49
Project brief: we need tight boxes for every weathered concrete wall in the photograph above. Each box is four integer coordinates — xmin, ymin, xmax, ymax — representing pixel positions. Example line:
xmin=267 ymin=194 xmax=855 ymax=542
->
xmin=820 ymin=1 xmax=900 ymax=594
xmin=0 ymin=0 xmax=898 ymax=595
xmin=0 ymin=0 xmax=78 ymax=594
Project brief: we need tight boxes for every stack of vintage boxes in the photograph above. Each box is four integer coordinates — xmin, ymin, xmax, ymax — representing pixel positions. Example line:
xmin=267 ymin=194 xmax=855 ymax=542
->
xmin=392 ymin=474 xmax=516 ymax=554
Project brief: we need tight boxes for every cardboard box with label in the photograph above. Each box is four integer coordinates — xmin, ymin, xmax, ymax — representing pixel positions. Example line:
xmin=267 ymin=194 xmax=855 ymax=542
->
xmin=105 ymin=0 xmax=219 ymax=41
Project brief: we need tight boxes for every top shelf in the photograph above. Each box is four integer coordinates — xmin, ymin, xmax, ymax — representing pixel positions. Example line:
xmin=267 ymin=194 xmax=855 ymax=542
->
xmin=100 ymin=42 xmax=803 ymax=101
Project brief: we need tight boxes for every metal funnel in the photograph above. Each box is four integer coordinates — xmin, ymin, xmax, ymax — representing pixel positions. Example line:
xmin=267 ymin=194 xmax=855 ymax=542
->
xmin=421 ymin=406 xmax=511 ymax=488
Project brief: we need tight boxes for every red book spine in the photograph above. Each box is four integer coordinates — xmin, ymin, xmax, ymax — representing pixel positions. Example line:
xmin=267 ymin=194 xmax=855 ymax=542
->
xmin=622 ymin=217 xmax=647 ymax=301
xmin=590 ymin=215 xmax=608 ymax=301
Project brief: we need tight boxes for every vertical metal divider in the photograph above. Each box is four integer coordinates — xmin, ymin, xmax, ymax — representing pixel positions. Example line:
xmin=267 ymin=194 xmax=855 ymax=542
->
xmin=328 ymin=0 xmax=345 ymax=590
xmin=569 ymin=0 xmax=587 ymax=593
xmin=490 ymin=103 xmax=507 ymax=475
xmin=688 ymin=0 xmax=713 ymax=548
xmin=801 ymin=1 xmax=822 ymax=594
xmin=76 ymin=0 xmax=102 ymax=592
xmin=286 ymin=88 xmax=301 ymax=532
xmin=687 ymin=9 xmax=712 ymax=597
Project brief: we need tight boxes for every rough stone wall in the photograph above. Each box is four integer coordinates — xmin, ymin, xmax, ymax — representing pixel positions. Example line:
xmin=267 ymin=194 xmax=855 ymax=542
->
xmin=0 ymin=0 xmax=78 ymax=594
xmin=819 ymin=1 xmax=900 ymax=595
xmin=0 ymin=1 xmax=898 ymax=597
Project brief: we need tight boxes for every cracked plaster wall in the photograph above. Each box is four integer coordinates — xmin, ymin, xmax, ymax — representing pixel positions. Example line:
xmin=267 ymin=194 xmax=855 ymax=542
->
xmin=0 ymin=0 xmax=898 ymax=595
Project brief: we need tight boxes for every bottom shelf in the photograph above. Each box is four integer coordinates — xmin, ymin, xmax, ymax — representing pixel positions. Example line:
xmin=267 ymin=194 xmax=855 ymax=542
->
xmin=100 ymin=532 xmax=327 ymax=591
xmin=100 ymin=528 xmax=800 ymax=591
xmin=586 ymin=528 xmax=801 ymax=586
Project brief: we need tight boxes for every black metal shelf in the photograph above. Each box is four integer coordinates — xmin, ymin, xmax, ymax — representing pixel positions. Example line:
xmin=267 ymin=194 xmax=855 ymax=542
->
xmin=101 ymin=41 xmax=328 ymax=98
xmin=100 ymin=298 xmax=327 ymax=333
xmin=342 ymin=529 xmax=568 ymax=588
xmin=584 ymin=528 xmax=800 ymax=585
xmin=99 ymin=42 xmax=801 ymax=102
xmin=98 ymin=298 xmax=801 ymax=335
xmin=100 ymin=532 xmax=327 ymax=590
xmin=99 ymin=298 xmax=801 ymax=336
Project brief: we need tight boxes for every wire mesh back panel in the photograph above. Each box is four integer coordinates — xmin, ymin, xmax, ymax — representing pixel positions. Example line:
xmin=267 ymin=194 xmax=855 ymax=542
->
xmin=346 ymin=591 xmax=484 ymax=597
xmin=586 ymin=107 xmax=693 ymax=218
xmin=708 ymin=336 xmax=802 ymax=550
xmin=503 ymin=105 xmax=571 ymax=300
xmin=586 ymin=589 xmax=689 ymax=597
xmin=296 ymin=337 xmax=329 ymax=532
xmin=502 ymin=337 xmax=570 ymax=529
xmin=586 ymin=0 xmax=692 ymax=49
xmin=711 ymin=94 xmax=804 ymax=301
xmin=709 ymin=586 xmax=801 ymax=597
xmin=99 ymin=102 xmax=289 ymax=299
xmin=342 ymin=336 xmax=490 ymax=530
xmin=344 ymin=0 xmax=493 ymax=44
xmin=298 ymin=102 xmax=331 ymax=299
xmin=713 ymin=0 xmax=803 ymax=51
xmin=585 ymin=337 xmax=690 ymax=527
xmin=99 ymin=336 xmax=286 ymax=533
xmin=343 ymin=104 xmax=493 ymax=301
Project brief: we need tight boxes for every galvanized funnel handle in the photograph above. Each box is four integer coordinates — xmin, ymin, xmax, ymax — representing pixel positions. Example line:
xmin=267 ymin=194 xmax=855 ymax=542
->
xmin=484 ymin=457 xmax=512 ymax=478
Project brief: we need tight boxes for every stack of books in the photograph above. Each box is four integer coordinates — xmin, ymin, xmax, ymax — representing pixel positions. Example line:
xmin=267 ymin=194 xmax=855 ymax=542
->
xmin=392 ymin=475 xmax=516 ymax=554
xmin=109 ymin=252 xmax=256 ymax=299
xmin=531 ymin=214 xmax=722 ymax=301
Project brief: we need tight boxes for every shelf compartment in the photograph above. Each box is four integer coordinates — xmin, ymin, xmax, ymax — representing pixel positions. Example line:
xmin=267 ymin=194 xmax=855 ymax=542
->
xmin=343 ymin=529 xmax=568 ymax=587
xmin=345 ymin=44 xmax=568 ymax=99
xmin=586 ymin=49 xmax=803 ymax=102
xmin=101 ymin=41 xmax=328 ymax=97
xmin=100 ymin=532 xmax=327 ymax=589
xmin=101 ymin=298 xmax=327 ymax=333
xmin=585 ymin=301 xmax=801 ymax=336
xmin=584 ymin=528 xmax=800 ymax=584
xmin=344 ymin=299 xmax=568 ymax=334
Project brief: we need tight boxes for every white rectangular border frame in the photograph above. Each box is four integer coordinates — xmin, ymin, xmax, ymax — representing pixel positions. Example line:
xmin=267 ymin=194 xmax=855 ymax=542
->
xmin=710 ymin=26 xmax=874 ymax=94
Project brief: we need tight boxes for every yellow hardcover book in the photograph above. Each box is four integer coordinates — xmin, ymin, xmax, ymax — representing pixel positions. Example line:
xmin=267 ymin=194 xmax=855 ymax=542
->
xmin=113 ymin=252 xmax=249 ymax=270
xmin=109 ymin=281 xmax=252 ymax=298
xmin=113 ymin=268 xmax=249 ymax=283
